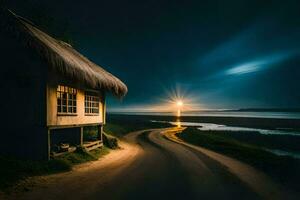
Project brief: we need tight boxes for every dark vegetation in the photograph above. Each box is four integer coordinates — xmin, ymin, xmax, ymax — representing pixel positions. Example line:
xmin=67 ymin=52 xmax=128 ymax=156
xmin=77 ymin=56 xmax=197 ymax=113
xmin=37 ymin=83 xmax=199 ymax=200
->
xmin=104 ymin=114 xmax=172 ymax=137
xmin=83 ymin=126 xmax=99 ymax=141
xmin=83 ymin=126 xmax=119 ymax=149
xmin=177 ymin=127 xmax=300 ymax=192
xmin=103 ymin=133 xmax=119 ymax=149
xmin=0 ymin=156 xmax=70 ymax=190
xmin=0 ymin=147 xmax=109 ymax=192
xmin=211 ymin=130 xmax=300 ymax=153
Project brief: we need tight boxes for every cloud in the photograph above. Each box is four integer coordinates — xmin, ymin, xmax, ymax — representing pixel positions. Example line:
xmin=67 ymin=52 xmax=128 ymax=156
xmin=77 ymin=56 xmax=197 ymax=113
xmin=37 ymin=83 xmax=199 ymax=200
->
xmin=225 ymin=51 xmax=298 ymax=76
xmin=226 ymin=62 xmax=262 ymax=75
xmin=197 ymin=18 xmax=300 ymax=78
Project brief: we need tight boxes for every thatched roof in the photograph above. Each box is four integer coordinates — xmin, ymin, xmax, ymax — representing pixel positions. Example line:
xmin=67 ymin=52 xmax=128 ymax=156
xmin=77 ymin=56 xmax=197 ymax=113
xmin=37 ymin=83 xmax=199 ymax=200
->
xmin=0 ymin=9 xmax=127 ymax=97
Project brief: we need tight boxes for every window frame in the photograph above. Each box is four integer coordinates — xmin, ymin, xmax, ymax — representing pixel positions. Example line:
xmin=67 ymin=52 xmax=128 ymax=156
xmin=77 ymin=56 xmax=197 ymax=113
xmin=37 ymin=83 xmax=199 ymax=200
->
xmin=57 ymin=85 xmax=77 ymax=116
xmin=84 ymin=91 xmax=100 ymax=116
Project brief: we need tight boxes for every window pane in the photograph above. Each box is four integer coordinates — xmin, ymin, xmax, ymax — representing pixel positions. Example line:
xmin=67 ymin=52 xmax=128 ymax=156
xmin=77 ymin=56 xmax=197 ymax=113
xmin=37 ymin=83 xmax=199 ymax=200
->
xmin=62 ymin=93 xmax=67 ymax=99
xmin=57 ymin=85 xmax=77 ymax=114
xmin=85 ymin=92 xmax=100 ymax=114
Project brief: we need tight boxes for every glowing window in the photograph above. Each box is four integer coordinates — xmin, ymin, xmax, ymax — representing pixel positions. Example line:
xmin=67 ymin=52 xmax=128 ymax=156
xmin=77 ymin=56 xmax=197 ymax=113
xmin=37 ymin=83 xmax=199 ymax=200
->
xmin=57 ymin=85 xmax=77 ymax=114
xmin=85 ymin=92 xmax=100 ymax=115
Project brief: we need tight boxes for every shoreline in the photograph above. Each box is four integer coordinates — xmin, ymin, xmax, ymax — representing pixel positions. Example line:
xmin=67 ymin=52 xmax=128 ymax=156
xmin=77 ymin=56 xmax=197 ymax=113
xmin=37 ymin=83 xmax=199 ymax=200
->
xmin=107 ymin=114 xmax=300 ymax=160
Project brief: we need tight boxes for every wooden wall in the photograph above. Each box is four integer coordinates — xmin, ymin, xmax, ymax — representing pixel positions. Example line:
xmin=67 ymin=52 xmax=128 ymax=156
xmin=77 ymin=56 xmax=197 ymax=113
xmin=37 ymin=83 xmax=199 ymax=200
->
xmin=46 ymin=84 xmax=105 ymax=127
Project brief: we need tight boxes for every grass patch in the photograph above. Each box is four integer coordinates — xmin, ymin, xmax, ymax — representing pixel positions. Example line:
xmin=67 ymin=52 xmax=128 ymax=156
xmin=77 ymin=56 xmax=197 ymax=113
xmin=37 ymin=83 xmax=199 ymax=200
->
xmin=0 ymin=147 xmax=109 ymax=192
xmin=104 ymin=123 xmax=130 ymax=137
xmin=0 ymin=156 xmax=70 ymax=190
xmin=177 ymin=127 xmax=300 ymax=191
xmin=55 ymin=146 xmax=110 ymax=165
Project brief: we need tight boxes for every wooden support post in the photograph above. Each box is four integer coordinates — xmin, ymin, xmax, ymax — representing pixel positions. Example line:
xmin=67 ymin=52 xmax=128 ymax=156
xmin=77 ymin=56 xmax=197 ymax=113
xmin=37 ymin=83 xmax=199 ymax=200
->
xmin=98 ymin=125 xmax=103 ymax=141
xmin=80 ymin=126 xmax=84 ymax=146
xmin=47 ymin=129 xmax=51 ymax=160
xmin=102 ymin=93 xmax=106 ymax=124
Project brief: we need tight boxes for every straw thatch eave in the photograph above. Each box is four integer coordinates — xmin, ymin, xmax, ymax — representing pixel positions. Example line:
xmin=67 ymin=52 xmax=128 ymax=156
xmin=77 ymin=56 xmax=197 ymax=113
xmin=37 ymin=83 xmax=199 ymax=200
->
xmin=0 ymin=8 xmax=127 ymax=98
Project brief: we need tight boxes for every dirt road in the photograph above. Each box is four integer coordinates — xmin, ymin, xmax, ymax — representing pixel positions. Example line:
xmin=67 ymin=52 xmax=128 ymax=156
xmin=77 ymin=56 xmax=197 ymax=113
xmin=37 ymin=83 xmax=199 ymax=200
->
xmin=8 ymin=128 xmax=286 ymax=200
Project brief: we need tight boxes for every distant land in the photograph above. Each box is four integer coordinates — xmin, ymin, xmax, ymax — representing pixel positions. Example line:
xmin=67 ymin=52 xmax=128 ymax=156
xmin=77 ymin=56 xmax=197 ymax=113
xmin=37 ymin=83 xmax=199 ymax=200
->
xmin=182 ymin=108 xmax=300 ymax=113
xmin=230 ymin=108 xmax=300 ymax=112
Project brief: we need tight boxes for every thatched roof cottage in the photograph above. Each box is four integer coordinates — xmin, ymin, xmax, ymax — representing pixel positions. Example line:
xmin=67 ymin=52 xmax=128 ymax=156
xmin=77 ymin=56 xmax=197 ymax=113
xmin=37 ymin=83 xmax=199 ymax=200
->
xmin=0 ymin=9 xmax=127 ymax=160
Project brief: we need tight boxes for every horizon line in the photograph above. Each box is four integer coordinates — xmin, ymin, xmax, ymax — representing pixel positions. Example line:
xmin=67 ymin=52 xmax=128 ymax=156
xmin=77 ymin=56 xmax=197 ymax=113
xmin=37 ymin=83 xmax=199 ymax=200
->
xmin=108 ymin=107 xmax=300 ymax=113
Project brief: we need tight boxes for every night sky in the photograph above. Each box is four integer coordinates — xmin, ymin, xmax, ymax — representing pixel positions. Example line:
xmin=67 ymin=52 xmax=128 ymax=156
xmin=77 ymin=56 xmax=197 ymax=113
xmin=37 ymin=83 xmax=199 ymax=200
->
xmin=6 ymin=0 xmax=300 ymax=111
